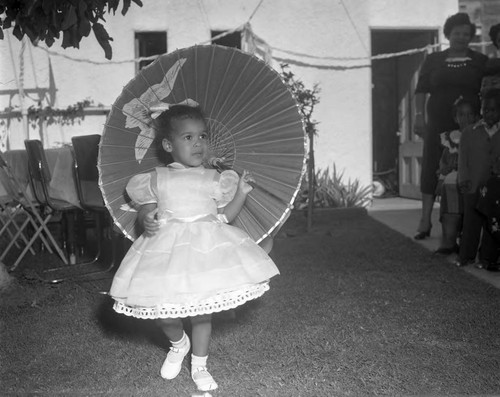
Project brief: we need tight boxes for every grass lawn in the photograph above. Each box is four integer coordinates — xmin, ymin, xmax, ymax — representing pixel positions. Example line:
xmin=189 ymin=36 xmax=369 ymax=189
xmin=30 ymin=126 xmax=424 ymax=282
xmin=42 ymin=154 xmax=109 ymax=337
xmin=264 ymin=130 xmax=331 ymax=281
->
xmin=1 ymin=210 xmax=500 ymax=396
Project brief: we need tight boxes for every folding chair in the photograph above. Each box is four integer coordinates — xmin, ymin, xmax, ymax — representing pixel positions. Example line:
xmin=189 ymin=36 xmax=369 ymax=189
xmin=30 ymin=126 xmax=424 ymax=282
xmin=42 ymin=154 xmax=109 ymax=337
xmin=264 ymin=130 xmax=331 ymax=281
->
xmin=0 ymin=178 xmax=33 ymax=254
xmin=61 ymin=134 xmax=120 ymax=281
xmin=24 ymin=140 xmax=85 ymax=273
xmin=0 ymin=195 xmax=34 ymax=260
xmin=0 ymin=151 xmax=64 ymax=271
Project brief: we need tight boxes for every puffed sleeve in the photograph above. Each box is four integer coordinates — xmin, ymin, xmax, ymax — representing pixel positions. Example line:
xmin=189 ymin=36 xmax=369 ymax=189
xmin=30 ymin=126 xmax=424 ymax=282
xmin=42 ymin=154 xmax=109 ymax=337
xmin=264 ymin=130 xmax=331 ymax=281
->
xmin=125 ymin=172 xmax=157 ymax=205
xmin=212 ymin=170 xmax=239 ymax=208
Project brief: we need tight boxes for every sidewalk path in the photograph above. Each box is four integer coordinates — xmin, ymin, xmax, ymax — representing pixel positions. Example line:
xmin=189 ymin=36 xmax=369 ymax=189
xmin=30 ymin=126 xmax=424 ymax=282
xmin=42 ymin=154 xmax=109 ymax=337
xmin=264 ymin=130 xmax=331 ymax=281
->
xmin=368 ymin=197 xmax=500 ymax=289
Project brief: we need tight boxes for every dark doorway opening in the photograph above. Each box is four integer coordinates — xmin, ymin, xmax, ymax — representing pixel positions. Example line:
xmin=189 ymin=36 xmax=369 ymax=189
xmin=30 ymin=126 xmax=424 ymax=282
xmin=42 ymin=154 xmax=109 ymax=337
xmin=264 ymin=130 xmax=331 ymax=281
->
xmin=135 ymin=32 xmax=167 ymax=72
xmin=371 ymin=29 xmax=437 ymax=198
xmin=211 ymin=30 xmax=241 ymax=49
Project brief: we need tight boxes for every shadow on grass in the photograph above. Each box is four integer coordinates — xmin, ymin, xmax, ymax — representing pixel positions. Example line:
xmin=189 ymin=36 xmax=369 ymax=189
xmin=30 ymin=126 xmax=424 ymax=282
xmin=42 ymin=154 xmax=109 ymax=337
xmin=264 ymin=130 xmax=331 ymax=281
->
xmin=94 ymin=287 xmax=263 ymax=351
xmin=95 ymin=296 xmax=169 ymax=349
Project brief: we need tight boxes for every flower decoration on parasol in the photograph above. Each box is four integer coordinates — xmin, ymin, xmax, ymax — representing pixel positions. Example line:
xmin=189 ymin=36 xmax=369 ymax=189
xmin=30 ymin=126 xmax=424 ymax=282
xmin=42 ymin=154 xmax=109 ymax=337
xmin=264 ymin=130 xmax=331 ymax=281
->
xmin=98 ymin=45 xmax=306 ymax=242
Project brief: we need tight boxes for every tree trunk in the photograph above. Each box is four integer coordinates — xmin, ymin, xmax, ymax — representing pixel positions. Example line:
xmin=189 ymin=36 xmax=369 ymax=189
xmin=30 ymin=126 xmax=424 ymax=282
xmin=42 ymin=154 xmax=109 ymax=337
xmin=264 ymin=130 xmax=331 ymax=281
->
xmin=307 ymin=133 xmax=315 ymax=232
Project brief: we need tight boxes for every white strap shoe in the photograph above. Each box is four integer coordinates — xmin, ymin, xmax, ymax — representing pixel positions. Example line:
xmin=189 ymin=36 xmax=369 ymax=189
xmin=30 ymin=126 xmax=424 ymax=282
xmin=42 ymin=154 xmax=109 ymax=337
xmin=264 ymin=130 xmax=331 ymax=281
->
xmin=160 ymin=336 xmax=191 ymax=379
xmin=192 ymin=366 xmax=218 ymax=391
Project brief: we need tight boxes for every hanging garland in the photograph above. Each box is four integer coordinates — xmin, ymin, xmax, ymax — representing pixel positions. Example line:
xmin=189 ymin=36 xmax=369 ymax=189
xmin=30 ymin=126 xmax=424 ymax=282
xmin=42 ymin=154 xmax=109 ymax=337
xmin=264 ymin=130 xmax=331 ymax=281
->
xmin=0 ymin=99 xmax=105 ymax=129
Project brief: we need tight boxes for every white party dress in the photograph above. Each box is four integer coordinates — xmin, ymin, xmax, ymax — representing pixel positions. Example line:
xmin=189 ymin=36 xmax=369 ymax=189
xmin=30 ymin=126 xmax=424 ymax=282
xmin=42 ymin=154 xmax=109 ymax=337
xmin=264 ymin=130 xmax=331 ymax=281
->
xmin=109 ymin=162 xmax=280 ymax=319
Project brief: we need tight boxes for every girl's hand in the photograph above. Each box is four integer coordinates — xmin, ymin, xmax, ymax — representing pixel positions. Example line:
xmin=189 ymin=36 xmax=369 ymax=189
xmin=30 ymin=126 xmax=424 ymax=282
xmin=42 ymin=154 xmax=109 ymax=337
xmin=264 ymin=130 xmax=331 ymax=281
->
xmin=238 ymin=170 xmax=255 ymax=195
xmin=143 ymin=210 xmax=160 ymax=237
xmin=440 ymin=165 xmax=454 ymax=176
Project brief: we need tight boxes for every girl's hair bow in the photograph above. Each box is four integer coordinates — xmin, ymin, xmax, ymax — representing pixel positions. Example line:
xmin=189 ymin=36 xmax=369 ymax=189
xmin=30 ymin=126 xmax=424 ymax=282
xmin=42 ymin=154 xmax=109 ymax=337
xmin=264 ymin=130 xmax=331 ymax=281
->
xmin=149 ymin=99 xmax=200 ymax=119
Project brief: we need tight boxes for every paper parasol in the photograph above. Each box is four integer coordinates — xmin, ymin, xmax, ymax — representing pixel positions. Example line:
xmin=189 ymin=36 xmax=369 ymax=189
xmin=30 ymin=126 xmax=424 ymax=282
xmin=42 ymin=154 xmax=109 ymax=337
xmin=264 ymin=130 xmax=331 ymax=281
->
xmin=98 ymin=45 xmax=306 ymax=242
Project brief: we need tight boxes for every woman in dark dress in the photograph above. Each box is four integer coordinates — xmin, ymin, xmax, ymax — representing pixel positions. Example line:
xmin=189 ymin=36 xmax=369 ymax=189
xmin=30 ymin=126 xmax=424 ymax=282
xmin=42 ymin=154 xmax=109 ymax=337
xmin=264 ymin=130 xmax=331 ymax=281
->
xmin=413 ymin=12 xmax=488 ymax=240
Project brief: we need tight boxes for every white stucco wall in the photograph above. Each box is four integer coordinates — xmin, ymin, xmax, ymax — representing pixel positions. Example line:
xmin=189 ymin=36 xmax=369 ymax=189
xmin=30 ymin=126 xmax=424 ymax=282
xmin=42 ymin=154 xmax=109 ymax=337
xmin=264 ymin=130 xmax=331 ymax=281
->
xmin=370 ymin=0 xmax=457 ymax=30
xmin=0 ymin=0 xmax=458 ymax=190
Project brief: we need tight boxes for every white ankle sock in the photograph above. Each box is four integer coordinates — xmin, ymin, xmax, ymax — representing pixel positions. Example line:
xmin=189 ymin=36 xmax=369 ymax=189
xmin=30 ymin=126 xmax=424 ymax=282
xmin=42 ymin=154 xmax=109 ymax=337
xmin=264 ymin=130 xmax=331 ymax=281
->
xmin=171 ymin=332 xmax=188 ymax=349
xmin=191 ymin=354 xmax=208 ymax=368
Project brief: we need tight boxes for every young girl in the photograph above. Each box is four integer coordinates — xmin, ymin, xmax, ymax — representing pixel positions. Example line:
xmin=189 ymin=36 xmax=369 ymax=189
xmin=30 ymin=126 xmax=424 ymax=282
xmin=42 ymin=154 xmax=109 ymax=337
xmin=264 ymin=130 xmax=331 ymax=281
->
xmin=434 ymin=96 xmax=479 ymax=255
xmin=458 ymin=89 xmax=500 ymax=267
xmin=109 ymin=105 xmax=280 ymax=392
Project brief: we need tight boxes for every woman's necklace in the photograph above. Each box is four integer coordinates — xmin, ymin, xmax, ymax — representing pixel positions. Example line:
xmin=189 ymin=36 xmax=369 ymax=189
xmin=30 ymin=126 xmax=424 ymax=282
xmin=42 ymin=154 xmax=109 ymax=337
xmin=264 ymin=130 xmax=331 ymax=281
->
xmin=446 ymin=49 xmax=470 ymax=68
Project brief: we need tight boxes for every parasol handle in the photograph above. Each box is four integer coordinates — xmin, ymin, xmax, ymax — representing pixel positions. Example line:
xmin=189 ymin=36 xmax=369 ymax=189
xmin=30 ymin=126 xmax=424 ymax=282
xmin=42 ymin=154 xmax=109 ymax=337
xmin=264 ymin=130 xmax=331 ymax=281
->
xmin=208 ymin=157 xmax=231 ymax=172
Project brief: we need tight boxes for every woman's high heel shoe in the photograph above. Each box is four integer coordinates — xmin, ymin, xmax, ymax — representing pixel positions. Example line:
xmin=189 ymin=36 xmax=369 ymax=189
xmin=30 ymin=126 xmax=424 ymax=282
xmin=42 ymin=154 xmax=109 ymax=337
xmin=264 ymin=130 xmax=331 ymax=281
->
xmin=414 ymin=230 xmax=431 ymax=240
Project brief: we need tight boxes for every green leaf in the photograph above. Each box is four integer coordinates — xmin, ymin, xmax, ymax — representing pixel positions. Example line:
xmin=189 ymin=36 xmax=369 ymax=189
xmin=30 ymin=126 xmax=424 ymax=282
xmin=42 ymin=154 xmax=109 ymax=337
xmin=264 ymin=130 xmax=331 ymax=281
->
xmin=45 ymin=35 xmax=55 ymax=47
xmin=61 ymin=29 xmax=72 ymax=48
xmin=92 ymin=22 xmax=113 ymax=59
xmin=77 ymin=0 xmax=91 ymax=37
xmin=3 ymin=16 xmax=12 ymax=29
xmin=61 ymin=5 xmax=78 ymax=30
xmin=78 ymin=18 xmax=91 ymax=37
xmin=107 ymin=0 xmax=120 ymax=13
xmin=42 ymin=0 xmax=56 ymax=15
xmin=121 ymin=0 xmax=131 ymax=15
xmin=23 ymin=25 xmax=37 ymax=42
xmin=12 ymin=24 xmax=24 ymax=41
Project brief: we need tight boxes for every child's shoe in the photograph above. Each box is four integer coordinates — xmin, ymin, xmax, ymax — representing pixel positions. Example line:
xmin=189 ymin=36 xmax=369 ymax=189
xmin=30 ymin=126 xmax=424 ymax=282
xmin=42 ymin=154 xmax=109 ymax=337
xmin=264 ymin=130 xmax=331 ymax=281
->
xmin=455 ymin=258 xmax=475 ymax=267
xmin=192 ymin=366 xmax=218 ymax=391
xmin=160 ymin=334 xmax=191 ymax=379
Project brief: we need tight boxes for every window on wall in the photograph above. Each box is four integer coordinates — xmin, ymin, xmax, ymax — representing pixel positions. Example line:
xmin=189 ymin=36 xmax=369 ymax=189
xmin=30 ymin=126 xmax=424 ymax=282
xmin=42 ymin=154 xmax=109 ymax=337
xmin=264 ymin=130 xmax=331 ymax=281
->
xmin=135 ymin=32 xmax=167 ymax=72
xmin=211 ymin=30 xmax=241 ymax=49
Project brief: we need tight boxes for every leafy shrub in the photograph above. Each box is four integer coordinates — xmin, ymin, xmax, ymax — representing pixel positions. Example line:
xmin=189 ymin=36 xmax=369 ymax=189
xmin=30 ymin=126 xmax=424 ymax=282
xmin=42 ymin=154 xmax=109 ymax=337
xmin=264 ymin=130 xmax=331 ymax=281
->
xmin=295 ymin=164 xmax=372 ymax=209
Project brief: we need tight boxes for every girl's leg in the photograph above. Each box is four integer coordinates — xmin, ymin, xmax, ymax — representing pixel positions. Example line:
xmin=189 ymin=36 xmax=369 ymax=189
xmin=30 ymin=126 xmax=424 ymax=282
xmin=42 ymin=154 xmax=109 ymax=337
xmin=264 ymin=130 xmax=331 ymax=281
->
xmin=458 ymin=193 xmax=483 ymax=266
xmin=190 ymin=314 xmax=218 ymax=391
xmin=438 ymin=213 xmax=461 ymax=250
xmin=157 ymin=318 xmax=184 ymax=342
xmin=157 ymin=318 xmax=191 ymax=380
xmin=190 ymin=314 xmax=212 ymax=356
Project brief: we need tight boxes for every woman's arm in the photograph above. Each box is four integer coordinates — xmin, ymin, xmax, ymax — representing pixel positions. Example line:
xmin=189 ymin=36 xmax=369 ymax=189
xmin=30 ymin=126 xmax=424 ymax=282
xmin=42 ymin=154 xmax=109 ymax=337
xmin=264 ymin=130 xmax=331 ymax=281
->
xmin=413 ymin=52 xmax=437 ymax=138
xmin=414 ymin=93 xmax=427 ymax=138
xmin=221 ymin=170 xmax=254 ymax=223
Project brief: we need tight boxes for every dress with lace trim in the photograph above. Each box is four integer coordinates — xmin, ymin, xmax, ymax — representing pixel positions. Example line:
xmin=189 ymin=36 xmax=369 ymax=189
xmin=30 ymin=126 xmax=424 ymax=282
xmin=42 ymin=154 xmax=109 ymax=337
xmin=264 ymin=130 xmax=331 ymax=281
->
xmin=113 ymin=282 xmax=270 ymax=319
xmin=109 ymin=164 xmax=280 ymax=319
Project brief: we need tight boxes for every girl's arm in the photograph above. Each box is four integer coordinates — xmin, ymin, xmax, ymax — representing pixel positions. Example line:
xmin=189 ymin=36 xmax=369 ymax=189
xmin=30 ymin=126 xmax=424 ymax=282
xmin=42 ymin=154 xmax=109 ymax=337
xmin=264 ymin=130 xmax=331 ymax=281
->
xmin=221 ymin=170 xmax=254 ymax=223
xmin=137 ymin=202 xmax=159 ymax=237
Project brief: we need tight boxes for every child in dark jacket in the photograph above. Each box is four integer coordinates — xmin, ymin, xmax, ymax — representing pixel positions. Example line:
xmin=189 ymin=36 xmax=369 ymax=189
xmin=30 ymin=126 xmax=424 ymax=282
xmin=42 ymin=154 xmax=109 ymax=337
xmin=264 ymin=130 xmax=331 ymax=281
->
xmin=475 ymin=156 xmax=500 ymax=271
xmin=457 ymin=89 xmax=500 ymax=266
xmin=434 ymin=96 xmax=479 ymax=255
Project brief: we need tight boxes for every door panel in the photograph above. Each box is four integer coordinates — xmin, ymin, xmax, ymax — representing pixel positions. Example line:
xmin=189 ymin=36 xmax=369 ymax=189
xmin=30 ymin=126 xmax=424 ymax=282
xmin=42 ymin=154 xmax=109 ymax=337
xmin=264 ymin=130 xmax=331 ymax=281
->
xmin=398 ymin=50 xmax=425 ymax=199
xmin=397 ymin=31 xmax=438 ymax=199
